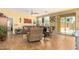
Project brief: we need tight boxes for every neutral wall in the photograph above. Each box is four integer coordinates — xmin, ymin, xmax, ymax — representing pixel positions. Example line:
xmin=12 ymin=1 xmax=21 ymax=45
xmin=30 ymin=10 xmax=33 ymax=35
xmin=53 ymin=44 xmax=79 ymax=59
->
xmin=76 ymin=9 xmax=79 ymax=30
xmin=0 ymin=17 xmax=7 ymax=27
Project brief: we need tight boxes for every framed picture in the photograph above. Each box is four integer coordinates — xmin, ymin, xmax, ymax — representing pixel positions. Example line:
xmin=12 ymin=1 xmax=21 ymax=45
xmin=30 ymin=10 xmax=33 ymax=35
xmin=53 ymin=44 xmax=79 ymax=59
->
xmin=24 ymin=18 xmax=32 ymax=23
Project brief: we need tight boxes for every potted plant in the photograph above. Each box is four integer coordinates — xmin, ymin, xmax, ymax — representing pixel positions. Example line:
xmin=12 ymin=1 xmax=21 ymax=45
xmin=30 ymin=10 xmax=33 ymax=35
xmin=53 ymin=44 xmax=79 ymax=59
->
xmin=0 ymin=26 xmax=7 ymax=41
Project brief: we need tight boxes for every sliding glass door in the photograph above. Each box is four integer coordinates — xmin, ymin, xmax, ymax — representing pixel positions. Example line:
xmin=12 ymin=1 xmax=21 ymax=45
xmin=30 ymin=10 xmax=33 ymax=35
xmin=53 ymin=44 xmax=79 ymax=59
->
xmin=59 ymin=16 xmax=75 ymax=35
xmin=65 ymin=16 xmax=75 ymax=35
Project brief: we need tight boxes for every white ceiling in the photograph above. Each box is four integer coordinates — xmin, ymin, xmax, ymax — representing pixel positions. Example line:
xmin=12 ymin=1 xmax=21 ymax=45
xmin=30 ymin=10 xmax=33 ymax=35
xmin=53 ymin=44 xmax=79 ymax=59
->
xmin=10 ymin=8 xmax=73 ymax=16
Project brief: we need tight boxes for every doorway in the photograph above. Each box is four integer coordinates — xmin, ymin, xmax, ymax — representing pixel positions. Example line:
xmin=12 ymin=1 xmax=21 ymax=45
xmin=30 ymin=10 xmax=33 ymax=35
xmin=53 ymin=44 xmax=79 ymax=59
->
xmin=7 ymin=17 xmax=13 ymax=34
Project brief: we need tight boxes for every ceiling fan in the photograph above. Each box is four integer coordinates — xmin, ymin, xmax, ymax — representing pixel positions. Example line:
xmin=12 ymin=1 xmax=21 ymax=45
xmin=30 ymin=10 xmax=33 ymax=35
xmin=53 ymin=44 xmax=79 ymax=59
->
xmin=30 ymin=10 xmax=39 ymax=15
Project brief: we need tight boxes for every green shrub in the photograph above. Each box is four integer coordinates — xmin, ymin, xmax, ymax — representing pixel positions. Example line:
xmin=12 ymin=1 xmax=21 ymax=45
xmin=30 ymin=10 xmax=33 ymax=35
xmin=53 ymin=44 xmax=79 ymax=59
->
xmin=0 ymin=26 xmax=7 ymax=40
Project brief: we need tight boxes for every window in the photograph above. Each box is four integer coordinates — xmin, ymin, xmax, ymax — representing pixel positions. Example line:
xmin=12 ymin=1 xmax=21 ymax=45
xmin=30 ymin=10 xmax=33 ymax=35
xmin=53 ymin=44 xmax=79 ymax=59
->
xmin=37 ymin=17 xmax=42 ymax=26
xmin=44 ymin=16 xmax=50 ymax=27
